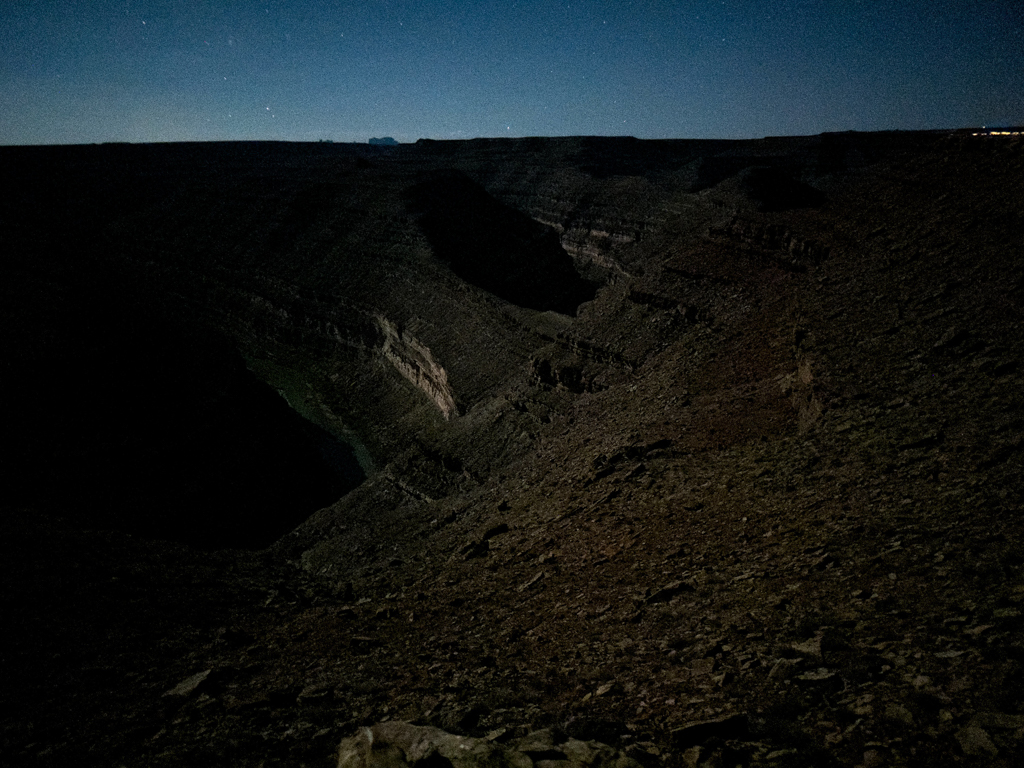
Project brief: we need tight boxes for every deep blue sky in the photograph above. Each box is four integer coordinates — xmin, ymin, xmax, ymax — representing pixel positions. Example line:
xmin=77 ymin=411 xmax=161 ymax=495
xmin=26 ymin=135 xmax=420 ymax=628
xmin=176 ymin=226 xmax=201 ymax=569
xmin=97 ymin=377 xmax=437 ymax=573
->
xmin=2 ymin=1 xmax=1021 ymax=145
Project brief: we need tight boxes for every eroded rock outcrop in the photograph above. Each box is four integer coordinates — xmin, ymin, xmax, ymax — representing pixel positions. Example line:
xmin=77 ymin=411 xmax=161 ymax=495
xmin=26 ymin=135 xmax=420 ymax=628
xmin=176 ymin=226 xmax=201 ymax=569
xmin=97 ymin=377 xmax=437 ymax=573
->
xmin=710 ymin=215 xmax=830 ymax=269
xmin=376 ymin=315 xmax=459 ymax=419
xmin=214 ymin=285 xmax=461 ymax=420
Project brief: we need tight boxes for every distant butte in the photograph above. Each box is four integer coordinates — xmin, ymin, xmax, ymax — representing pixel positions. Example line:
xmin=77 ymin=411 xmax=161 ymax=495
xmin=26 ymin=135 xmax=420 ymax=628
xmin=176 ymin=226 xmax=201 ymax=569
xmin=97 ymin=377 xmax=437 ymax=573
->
xmin=1 ymin=131 xmax=1023 ymax=767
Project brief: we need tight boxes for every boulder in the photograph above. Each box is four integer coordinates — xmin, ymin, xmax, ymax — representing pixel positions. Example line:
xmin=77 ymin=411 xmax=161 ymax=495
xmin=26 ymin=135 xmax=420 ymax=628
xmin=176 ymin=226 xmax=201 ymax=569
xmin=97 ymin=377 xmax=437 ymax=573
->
xmin=337 ymin=722 xmax=641 ymax=768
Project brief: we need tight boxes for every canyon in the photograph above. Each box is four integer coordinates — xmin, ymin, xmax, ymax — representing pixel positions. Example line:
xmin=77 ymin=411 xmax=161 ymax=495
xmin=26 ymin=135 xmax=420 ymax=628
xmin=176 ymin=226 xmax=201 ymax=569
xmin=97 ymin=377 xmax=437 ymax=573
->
xmin=1 ymin=130 xmax=1023 ymax=767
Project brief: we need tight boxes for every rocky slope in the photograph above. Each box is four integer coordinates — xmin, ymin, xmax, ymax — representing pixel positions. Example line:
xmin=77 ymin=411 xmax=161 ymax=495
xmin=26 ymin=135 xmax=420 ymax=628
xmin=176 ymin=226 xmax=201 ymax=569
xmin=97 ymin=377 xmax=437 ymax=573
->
xmin=1 ymin=130 xmax=1022 ymax=767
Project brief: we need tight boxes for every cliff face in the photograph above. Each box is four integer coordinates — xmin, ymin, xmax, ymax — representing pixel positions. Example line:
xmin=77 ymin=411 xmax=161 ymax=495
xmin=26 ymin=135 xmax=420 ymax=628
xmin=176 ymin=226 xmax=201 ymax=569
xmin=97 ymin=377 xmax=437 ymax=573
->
xmin=375 ymin=314 xmax=459 ymax=420
xmin=2 ymin=132 xmax=1024 ymax=767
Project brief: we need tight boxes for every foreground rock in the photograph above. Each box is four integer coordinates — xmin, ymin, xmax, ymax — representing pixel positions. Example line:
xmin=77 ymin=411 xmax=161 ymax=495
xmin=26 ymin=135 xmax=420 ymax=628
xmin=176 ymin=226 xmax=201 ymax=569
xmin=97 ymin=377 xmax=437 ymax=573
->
xmin=337 ymin=722 xmax=641 ymax=768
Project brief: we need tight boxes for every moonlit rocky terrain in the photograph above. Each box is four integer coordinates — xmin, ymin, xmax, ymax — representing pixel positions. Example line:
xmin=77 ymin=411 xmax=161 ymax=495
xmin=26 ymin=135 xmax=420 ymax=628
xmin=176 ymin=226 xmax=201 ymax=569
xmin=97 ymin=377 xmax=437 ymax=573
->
xmin=2 ymin=130 xmax=1023 ymax=767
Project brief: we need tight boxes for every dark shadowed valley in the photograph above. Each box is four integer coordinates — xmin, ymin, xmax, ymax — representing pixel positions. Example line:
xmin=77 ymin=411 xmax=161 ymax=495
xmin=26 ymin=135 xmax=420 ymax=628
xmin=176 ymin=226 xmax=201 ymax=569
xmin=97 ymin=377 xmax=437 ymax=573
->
xmin=2 ymin=131 xmax=1023 ymax=767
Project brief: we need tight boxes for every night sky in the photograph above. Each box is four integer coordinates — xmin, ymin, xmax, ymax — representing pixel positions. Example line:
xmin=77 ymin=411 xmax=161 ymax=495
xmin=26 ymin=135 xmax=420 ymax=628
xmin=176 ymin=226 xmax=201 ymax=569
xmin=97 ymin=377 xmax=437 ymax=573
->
xmin=2 ymin=1 xmax=1021 ymax=145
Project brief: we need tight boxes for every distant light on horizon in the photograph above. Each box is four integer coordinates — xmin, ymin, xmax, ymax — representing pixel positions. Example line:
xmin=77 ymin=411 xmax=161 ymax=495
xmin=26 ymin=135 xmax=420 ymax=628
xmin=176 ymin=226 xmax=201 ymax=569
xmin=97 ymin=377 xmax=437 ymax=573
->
xmin=1 ymin=0 xmax=1022 ymax=145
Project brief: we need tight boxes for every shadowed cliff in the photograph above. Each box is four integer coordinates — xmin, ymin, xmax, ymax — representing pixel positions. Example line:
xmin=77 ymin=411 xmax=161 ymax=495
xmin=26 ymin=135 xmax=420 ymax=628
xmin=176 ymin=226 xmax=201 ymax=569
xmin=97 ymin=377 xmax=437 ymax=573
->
xmin=405 ymin=170 xmax=597 ymax=313
xmin=1 ymin=258 xmax=364 ymax=549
